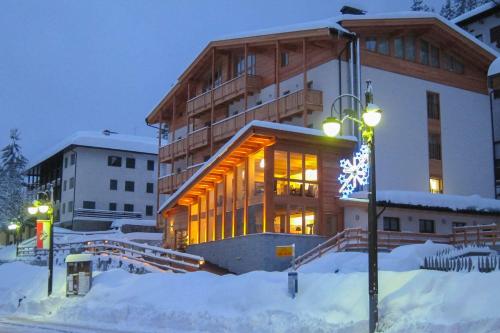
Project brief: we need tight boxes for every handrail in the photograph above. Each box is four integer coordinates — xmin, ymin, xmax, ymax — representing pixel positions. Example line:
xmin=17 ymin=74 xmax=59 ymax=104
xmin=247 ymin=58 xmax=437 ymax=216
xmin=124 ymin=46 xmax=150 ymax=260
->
xmin=187 ymin=74 xmax=246 ymax=103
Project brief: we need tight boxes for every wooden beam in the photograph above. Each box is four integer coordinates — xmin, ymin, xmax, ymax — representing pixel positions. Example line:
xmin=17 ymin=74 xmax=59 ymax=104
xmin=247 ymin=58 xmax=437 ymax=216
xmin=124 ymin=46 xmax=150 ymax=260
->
xmin=187 ymin=204 xmax=191 ymax=245
xmin=275 ymin=41 xmax=280 ymax=121
xmin=244 ymin=157 xmax=249 ymax=235
xmin=303 ymin=38 xmax=308 ymax=127
xmin=210 ymin=47 xmax=215 ymax=154
xmin=222 ymin=174 xmax=227 ymax=239
xmin=232 ymin=166 xmax=237 ymax=237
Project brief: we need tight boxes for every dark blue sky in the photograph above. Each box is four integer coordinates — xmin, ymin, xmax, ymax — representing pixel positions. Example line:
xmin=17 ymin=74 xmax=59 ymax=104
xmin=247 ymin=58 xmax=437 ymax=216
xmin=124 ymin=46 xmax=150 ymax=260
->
xmin=0 ymin=0 xmax=444 ymax=162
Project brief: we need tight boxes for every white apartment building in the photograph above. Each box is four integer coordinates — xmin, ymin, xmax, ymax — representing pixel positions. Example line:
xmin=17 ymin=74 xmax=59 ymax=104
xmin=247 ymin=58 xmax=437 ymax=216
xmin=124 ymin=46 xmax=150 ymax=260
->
xmin=453 ymin=2 xmax=500 ymax=52
xmin=26 ymin=130 xmax=158 ymax=231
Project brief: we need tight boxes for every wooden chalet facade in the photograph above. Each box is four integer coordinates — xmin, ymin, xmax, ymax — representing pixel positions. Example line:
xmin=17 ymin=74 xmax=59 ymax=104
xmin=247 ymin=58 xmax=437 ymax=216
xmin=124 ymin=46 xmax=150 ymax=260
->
xmin=146 ymin=13 xmax=498 ymax=253
xmin=160 ymin=122 xmax=355 ymax=249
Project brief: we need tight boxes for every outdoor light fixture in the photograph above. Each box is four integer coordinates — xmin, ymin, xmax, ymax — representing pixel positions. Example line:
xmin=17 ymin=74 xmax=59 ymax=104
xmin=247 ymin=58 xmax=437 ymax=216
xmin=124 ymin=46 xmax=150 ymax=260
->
xmin=27 ymin=206 xmax=38 ymax=215
xmin=322 ymin=117 xmax=342 ymax=137
xmin=7 ymin=223 xmax=18 ymax=231
xmin=38 ymin=205 xmax=50 ymax=214
xmin=362 ymin=103 xmax=382 ymax=127
xmin=323 ymin=81 xmax=382 ymax=333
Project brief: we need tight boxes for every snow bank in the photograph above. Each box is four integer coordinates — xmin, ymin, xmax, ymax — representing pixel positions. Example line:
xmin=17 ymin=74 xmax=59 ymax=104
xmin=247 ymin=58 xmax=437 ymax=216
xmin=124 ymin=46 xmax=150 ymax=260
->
xmin=352 ymin=190 xmax=500 ymax=213
xmin=1 ymin=245 xmax=500 ymax=332
xmin=0 ymin=245 xmax=17 ymax=261
xmin=110 ymin=219 xmax=156 ymax=229
xmin=299 ymin=241 xmax=451 ymax=274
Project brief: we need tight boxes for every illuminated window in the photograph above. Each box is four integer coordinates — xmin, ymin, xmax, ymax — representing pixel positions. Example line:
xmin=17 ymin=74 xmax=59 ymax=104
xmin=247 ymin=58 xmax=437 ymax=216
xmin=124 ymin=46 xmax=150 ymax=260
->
xmin=429 ymin=178 xmax=443 ymax=194
xmin=274 ymin=151 xmax=318 ymax=198
xmin=304 ymin=208 xmax=316 ymax=235
xmin=190 ymin=202 xmax=199 ymax=244
xmin=200 ymin=196 xmax=207 ymax=243
xmin=289 ymin=206 xmax=303 ymax=234
xmin=274 ymin=151 xmax=288 ymax=178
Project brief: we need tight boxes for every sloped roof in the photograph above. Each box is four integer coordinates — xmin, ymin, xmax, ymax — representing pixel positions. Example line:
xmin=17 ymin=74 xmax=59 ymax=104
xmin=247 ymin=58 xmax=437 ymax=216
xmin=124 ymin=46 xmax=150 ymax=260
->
xmin=27 ymin=131 xmax=157 ymax=171
xmin=452 ymin=2 xmax=499 ymax=24
xmin=147 ymin=12 xmax=498 ymax=124
xmin=158 ymin=120 xmax=356 ymax=212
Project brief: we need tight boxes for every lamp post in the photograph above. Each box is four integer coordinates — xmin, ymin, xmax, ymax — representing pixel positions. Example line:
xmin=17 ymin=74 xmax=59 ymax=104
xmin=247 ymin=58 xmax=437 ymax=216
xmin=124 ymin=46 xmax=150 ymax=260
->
xmin=27 ymin=186 xmax=54 ymax=297
xmin=322 ymin=81 xmax=382 ymax=333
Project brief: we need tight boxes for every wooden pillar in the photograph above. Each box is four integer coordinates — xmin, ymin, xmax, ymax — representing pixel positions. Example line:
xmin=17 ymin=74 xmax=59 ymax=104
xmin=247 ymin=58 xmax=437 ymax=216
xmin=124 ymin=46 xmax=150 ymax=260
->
xmin=186 ymin=82 xmax=191 ymax=166
xmin=275 ymin=41 xmax=280 ymax=121
xmin=205 ymin=190 xmax=210 ymax=242
xmin=171 ymin=97 xmax=176 ymax=191
xmin=187 ymin=204 xmax=191 ymax=245
xmin=214 ymin=182 xmax=218 ymax=240
xmin=197 ymin=196 xmax=201 ymax=244
xmin=210 ymin=48 xmax=215 ymax=154
xmin=232 ymin=166 xmax=237 ymax=237
xmin=243 ymin=156 xmax=249 ymax=235
xmin=222 ymin=175 xmax=227 ymax=239
xmin=302 ymin=38 xmax=308 ymax=127
xmin=244 ymin=44 xmax=248 ymax=123
xmin=156 ymin=122 xmax=162 ymax=229
xmin=263 ymin=147 xmax=274 ymax=232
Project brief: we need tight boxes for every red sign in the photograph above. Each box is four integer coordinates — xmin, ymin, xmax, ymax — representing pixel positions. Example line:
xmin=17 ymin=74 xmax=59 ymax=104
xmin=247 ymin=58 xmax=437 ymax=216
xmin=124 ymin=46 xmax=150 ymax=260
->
xmin=36 ymin=220 xmax=50 ymax=249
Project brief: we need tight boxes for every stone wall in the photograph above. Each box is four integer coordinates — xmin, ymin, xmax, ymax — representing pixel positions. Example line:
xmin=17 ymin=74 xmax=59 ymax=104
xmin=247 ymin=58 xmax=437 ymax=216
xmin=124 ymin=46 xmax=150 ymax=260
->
xmin=187 ymin=233 xmax=327 ymax=274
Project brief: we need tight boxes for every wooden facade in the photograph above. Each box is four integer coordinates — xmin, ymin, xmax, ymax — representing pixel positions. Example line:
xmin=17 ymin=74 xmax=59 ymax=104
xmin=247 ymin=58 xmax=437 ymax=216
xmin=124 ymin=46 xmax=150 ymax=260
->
xmin=161 ymin=124 xmax=355 ymax=249
xmin=146 ymin=16 xmax=497 ymax=237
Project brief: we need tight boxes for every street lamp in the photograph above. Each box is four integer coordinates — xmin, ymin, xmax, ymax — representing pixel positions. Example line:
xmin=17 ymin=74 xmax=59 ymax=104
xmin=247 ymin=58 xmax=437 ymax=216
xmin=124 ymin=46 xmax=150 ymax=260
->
xmin=322 ymin=81 xmax=381 ymax=333
xmin=27 ymin=187 xmax=55 ymax=297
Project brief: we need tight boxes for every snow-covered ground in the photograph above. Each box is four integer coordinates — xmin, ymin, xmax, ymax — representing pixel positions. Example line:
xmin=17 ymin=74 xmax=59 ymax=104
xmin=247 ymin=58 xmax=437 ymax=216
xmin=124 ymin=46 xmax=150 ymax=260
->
xmin=0 ymin=242 xmax=499 ymax=332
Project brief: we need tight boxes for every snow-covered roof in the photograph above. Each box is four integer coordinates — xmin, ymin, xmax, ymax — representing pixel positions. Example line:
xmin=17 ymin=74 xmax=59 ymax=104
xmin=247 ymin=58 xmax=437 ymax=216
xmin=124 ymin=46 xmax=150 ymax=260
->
xmin=27 ymin=131 xmax=157 ymax=170
xmin=452 ymin=2 xmax=498 ymax=24
xmin=218 ymin=17 xmax=351 ymax=41
xmin=350 ymin=190 xmax=500 ymax=214
xmin=339 ymin=11 xmax=498 ymax=57
xmin=488 ymin=57 xmax=500 ymax=77
xmin=159 ymin=120 xmax=356 ymax=212
xmin=111 ymin=219 xmax=157 ymax=229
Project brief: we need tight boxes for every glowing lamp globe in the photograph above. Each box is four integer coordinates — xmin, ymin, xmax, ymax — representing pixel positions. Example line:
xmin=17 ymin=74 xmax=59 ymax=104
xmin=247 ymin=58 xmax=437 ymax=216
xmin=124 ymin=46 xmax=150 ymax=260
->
xmin=362 ymin=103 xmax=382 ymax=127
xmin=322 ymin=117 xmax=342 ymax=137
xmin=8 ymin=223 xmax=18 ymax=231
xmin=38 ymin=205 xmax=50 ymax=214
xmin=27 ymin=206 xmax=38 ymax=215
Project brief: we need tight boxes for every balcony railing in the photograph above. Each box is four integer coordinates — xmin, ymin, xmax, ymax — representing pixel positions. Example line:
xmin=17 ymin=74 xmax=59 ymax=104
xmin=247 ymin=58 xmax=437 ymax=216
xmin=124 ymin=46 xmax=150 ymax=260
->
xmin=159 ymin=163 xmax=203 ymax=194
xmin=212 ymin=89 xmax=323 ymax=142
xmin=159 ymin=127 xmax=210 ymax=163
xmin=187 ymin=75 xmax=262 ymax=117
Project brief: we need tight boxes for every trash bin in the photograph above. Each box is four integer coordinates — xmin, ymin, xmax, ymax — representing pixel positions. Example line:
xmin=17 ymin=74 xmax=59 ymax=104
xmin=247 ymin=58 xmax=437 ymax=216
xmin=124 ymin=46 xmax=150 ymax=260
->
xmin=65 ymin=253 xmax=93 ymax=296
xmin=288 ymin=271 xmax=298 ymax=298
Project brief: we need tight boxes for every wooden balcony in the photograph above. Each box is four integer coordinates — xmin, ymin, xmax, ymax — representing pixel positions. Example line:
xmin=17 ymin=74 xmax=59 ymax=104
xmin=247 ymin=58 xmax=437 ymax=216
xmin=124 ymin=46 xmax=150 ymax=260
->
xmin=159 ymin=164 xmax=203 ymax=194
xmin=187 ymin=75 xmax=262 ymax=117
xmin=212 ymin=89 xmax=323 ymax=142
xmin=159 ymin=127 xmax=210 ymax=163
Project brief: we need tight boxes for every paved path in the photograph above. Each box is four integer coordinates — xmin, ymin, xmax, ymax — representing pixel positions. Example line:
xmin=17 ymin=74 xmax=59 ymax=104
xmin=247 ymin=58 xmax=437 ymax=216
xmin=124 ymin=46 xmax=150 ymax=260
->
xmin=0 ymin=318 xmax=137 ymax=333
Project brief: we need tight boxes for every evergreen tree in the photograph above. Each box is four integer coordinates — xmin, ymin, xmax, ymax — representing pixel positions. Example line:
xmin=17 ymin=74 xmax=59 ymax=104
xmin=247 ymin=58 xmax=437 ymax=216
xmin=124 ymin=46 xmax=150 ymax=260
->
xmin=411 ymin=0 xmax=434 ymax=12
xmin=440 ymin=0 xmax=455 ymax=19
xmin=0 ymin=129 xmax=28 ymax=227
xmin=451 ymin=0 xmax=491 ymax=18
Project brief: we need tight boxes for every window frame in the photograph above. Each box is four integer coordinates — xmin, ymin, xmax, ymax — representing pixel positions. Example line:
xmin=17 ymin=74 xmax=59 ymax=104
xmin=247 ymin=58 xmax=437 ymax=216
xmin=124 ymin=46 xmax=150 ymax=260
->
xmin=109 ymin=202 xmax=117 ymax=211
xmin=125 ymin=181 xmax=135 ymax=192
xmin=145 ymin=205 xmax=154 ymax=216
xmin=82 ymin=201 xmax=96 ymax=210
xmin=126 ymin=157 xmax=136 ymax=169
xmin=124 ymin=204 xmax=134 ymax=212
xmin=110 ymin=179 xmax=118 ymax=191
xmin=108 ymin=156 xmax=122 ymax=167
xmin=419 ymin=219 xmax=435 ymax=233
xmin=146 ymin=182 xmax=154 ymax=194
xmin=147 ymin=160 xmax=155 ymax=171
xmin=383 ymin=217 xmax=401 ymax=232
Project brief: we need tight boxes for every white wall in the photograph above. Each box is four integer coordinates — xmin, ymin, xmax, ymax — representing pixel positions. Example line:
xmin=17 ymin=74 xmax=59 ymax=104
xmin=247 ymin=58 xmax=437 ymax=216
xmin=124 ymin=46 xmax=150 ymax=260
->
xmin=360 ymin=66 xmax=494 ymax=198
xmin=60 ymin=146 xmax=157 ymax=224
xmin=462 ymin=14 xmax=500 ymax=52
xmin=344 ymin=206 xmax=500 ymax=234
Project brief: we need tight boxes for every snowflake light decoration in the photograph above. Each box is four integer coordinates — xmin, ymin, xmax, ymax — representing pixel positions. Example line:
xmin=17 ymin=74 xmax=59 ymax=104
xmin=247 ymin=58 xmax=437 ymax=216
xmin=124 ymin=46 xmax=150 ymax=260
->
xmin=338 ymin=144 xmax=370 ymax=198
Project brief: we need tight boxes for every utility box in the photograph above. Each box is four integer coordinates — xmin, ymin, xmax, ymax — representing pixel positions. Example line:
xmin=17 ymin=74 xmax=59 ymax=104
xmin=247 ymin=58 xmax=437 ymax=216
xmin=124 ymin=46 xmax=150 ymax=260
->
xmin=65 ymin=253 xmax=93 ymax=296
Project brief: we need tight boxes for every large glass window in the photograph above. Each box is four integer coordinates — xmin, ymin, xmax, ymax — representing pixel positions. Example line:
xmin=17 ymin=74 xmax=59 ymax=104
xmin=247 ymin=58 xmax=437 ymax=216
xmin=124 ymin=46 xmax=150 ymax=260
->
xmin=289 ymin=205 xmax=303 ymax=234
xmin=190 ymin=202 xmax=199 ymax=244
xmin=377 ymin=37 xmax=389 ymax=55
xmin=394 ymin=37 xmax=404 ymax=59
xmin=274 ymin=150 xmax=318 ymax=198
xmin=208 ymin=189 xmax=215 ymax=242
xmin=200 ymin=196 xmax=207 ymax=243
xmin=236 ymin=163 xmax=246 ymax=236
xmin=366 ymin=37 xmax=377 ymax=51
xmin=216 ymin=182 xmax=224 ymax=240
xmin=405 ymin=36 xmax=415 ymax=61
xmin=430 ymin=45 xmax=440 ymax=68
xmin=420 ymin=40 xmax=429 ymax=65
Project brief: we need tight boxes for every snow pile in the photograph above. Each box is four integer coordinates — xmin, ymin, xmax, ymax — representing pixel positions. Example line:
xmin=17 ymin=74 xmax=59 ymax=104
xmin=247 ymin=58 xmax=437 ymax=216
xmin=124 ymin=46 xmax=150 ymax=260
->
xmin=353 ymin=190 xmax=500 ymax=213
xmin=299 ymin=241 xmax=451 ymax=274
xmin=110 ymin=219 xmax=156 ymax=229
xmin=0 ymin=245 xmax=17 ymax=261
xmin=489 ymin=57 xmax=500 ymax=77
xmin=1 ymin=241 xmax=500 ymax=332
